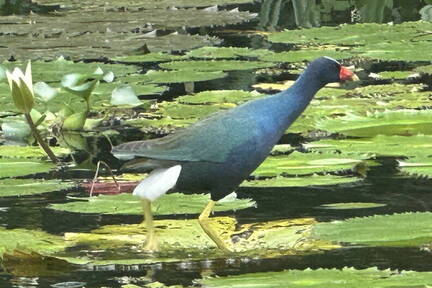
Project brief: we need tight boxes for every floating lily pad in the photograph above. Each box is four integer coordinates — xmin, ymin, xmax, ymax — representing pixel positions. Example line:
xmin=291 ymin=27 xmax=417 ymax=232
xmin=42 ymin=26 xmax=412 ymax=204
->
xmin=305 ymin=135 xmax=432 ymax=158
xmin=199 ymin=267 xmax=432 ymax=288
xmin=377 ymin=71 xmax=414 ymax=80
xmin=0 ymin=179 xmax=74 ymax=198
xmin=177 ymin=90 xmax=262 ymax=105
xmin=241 ymin=175 xmax=361 ymax=188
xmin=259 ymin=49 xmax=352 ymax=63
xmin=0 ymin=145 xmax=69 ymax=159
xmin=49 ymin=193 xmax=255 ymax=215
xmin=415 ymin=64 xmax=432 ymax=75
xmin=316 ymin=202 xmax=386 ymax=210
xmin=37 ymin=0 xmax=255 ymax=10
xmin=252 ymin=151 xmax=367 ymax=177
xmin=125 ymin=118 xmax=194 ymax=131
xmin=354 ymin=41 xmax=432 ymax=62
xmin=1 ymin=59 xmax=138 ymax=83
xmin=186 ymin=46 xmax=274 ymax=59
xmin=158 ymin=102 xmax=231 ymax=119
xmin=267 ymin=22 xmax=432 ymax=46
xmin=313 ymin=212 xmax=432 ymax=246
xmin=399 ymin=154 xmax=432 ymax=178
xmin=0 ymin=158 xmax=56 ymax=178
xmin=159 ymin=60 xmax=277 ymax=72
xmin=113 ymin=53 xmax=185 ymax=63
xmin=141 ymin=70 xmax=227 ymax=84
xmin=317 ymin=110 xmax=432 ymax=137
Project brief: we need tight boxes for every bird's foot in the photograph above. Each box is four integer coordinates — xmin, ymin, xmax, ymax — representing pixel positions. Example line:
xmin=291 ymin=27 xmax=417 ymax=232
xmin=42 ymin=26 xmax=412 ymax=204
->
xmin=142 ymin=231 xmax=159 ymax=252
xmin=199 ymin=218 xmax=233 ymax=253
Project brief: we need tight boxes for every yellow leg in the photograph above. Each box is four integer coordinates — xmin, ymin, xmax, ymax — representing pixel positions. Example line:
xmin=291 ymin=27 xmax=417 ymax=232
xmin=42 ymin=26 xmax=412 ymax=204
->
xmin=141 ymin=199 xmax=158 ymax=251
xmin=198 ymin=200 xmax=231 ymax=252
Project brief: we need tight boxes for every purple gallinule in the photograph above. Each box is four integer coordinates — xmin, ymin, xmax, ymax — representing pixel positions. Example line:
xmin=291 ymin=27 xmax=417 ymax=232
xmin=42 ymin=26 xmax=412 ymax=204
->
xmin=112 ymin=56 xmax=358 ymax=251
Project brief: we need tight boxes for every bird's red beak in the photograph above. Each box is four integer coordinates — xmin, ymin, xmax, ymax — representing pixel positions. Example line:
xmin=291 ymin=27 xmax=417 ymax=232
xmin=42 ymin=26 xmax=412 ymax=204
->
xmin=339 ymin=66 xmax=359 ymax=82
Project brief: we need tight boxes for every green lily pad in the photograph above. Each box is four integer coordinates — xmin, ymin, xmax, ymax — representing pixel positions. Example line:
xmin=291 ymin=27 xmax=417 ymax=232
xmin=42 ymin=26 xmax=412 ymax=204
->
xmin=317 ymin=110 xmax=432 ymax=137
xmin=125 ymin=118 xmax=194 ymax=131
xmin=252 ymin=151 xmax=367 ymax=177
xmin=38 ymin=0 xmax=255 ymax=10
xmin=159 ymin=60 xmax=277 ymax=72
xmin=415 ymin=64 xmax=432 ymax=75
xmin=1 ymin=59 xmax=138 ymax=83
xmin=199 ymin=267 xmax=432 ymax=288
xmin=113 ymin=53 xmax=185 ymax=63
xmin=49 ymin=193 xmax=255 ymax=215
xmin=305 ymin=135 xmax=432 ymax=158
xmin=354 ymin=41 xmax=432 ymax=62
xmin=241 ymin=175 xmax=361 ymax=188
xmin=267 ymin=22 xmax=432 ymax=46
xmin=377 ymin=71 xmax=414 ymax=80
xmin=399 ymin=154 xmax=432 ymax=178
xmin=259 ymin=49 xmax=353 ymax=63
xmin=186 ymin=46 xmax=274 ymax=59
xmin=0 ymin=179 xmax=74 ymax=198
xmin=177 ymin=90 xmax=262 ymax=105
xmin=0 ymin=158 xmax=56 ymax=178
xmin=316 ymin=202 xmax=386 ymax=210
xmin=159 ymin=102 xmax=232 ymax=119
xmin=313 ymin=212 xmax=432 ymax=246
xmin=142 ymin=70 xmax=227 ymax=84
xmin=0 ymin=145 xmax=70 ymax=159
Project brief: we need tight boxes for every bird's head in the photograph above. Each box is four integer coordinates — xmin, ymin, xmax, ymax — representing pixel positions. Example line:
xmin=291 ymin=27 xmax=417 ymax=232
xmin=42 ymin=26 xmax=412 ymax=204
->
xmin=307 ymin=56 xmax=359 ymax=85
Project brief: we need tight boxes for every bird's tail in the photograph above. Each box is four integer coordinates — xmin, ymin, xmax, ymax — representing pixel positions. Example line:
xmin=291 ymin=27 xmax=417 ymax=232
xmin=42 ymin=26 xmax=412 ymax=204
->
xmin=133 ymin=165 xmax=182 ymax=201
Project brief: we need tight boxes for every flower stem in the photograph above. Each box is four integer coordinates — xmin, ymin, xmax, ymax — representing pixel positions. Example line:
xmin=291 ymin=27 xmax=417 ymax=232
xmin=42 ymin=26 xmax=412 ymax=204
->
xmin=24 ymin=113 xmax=59 ymax=164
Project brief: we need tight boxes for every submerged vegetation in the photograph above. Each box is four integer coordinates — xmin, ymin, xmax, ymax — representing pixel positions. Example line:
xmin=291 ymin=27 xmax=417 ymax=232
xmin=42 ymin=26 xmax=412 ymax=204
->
xmin=0 ymin=0 xmax=432 ymax=287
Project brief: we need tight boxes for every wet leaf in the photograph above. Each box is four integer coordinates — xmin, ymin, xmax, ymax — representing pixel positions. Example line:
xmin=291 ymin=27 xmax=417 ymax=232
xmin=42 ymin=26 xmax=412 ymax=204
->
xmin=186 ymin=46 xmax=274 ymax=59
xmin=253 ymin=151 xmax=368 ymax=177
xmin=317 ymin=110 xmax=432 ymax=137
xmin=62 ymin=111 xmax=88 ymax=131
xmin=111 ymin=84 xmax=142 ymax=106
xmin=316 ymin=202 xmax=386 ymax=210
xmin=199 ymin=267 xmax=432 ymax=288
xmin=0 ymin=179 xmax=74 ymax=197
xmin=113 ymin=53 xmax=185 ymax=63
xmin=0 ymin=158 xmax=56 ymax=178
xmin=399 ymin=154 xmax=432 ymax=178
xmin=313 ymin=212 xmax=432 ymax=246
xmin=177 ymin=90 xmax=262 ymax=104
xmin=259 ymin=49 xmax=352 ymax=63
xmin=0 ymin=145 xmax=69 ymax=159
xmin=159 ymin=60 xmax=276 ymax=72
xmin=49 ymin=193 xmax=255 ymax=215
xmin=241 ymin=175 xmax=361 ymax=188
xmin=142 ymin=70 xmax=227 ymax=84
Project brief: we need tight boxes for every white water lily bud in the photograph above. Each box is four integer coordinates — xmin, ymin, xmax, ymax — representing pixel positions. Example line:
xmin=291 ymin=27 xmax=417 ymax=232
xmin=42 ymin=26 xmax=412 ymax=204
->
xmin=5 ymin=61 xmax=34 ymax=113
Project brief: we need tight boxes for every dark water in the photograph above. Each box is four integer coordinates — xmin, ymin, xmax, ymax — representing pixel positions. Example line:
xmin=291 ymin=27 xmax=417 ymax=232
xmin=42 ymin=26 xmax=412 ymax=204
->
xmin=1 ymin=1 xmax=432 ymax=287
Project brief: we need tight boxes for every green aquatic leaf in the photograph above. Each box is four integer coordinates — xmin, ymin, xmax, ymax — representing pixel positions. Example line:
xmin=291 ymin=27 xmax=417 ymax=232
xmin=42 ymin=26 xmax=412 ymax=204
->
xmin=113 ymin=53 xmax=185 ymax=63
xmin=125 ymin=118 xmax=194 ymax=131
xmin=110 ymin=84 xmax=142 ymax=106
xmin=399 ymin=154 xmax=432 ymax=178
xmin=0 ymin=145 xmax=70 ymax=159
xmin=186 ymin=46 xmax=274 ymax=59
xmin=142 ymin=70 xmax=227 ymax=84
xmin=1 ymin=59 xmax=138 ymax=83
xmin=415 ymin=64 xmax=432 ymax=75
xmin=199 ymin=267 xmax=432 ymax=288
xmin=259 ymin=49 xmax=352 ymax=63
xmin=49 ymin=193 xmax=255 ymax=215
xmin=0 ymin=227 xmax=69 ymax=258
xmin=316 ymin=202 xmax=386 ymax=210
xmin=354 ymin=41 xmax=432 ymax=62
xmin=253 ymin=151 xmax=367 ymax=177
xmin=305 ymin=135 xmax=432 ymax=158
xmin=0 ymin=179 xmax=74 ymax=197
xmin=159 ymin=60 xmax=276 ymax=72
xmin=62 ymin=111 xmax=88 ymax=131
xmin=317 ymin=110 xmax=432 ymax=137
xmin=376 ymin=71 xmax=414 ymax=80
xmin=177 ymin=90 xmax=262 ymax=105
xmin=0 ymin=158 xmax=56 ymax=178
xmin=267 ymin=21 xmax=432 ymax=46
xmin=159 ymin=102 xmax=231 ymax=119
xmin=241 ymin=175 xmax=361 ymax=188
xmin=313 ymin=212 xmax=432 ymax=246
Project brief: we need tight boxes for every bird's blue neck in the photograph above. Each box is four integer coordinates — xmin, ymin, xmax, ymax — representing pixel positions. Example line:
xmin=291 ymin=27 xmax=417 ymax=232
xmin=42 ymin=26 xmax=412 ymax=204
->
xmin=273 ymin=71 xmax=324 ymax=128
